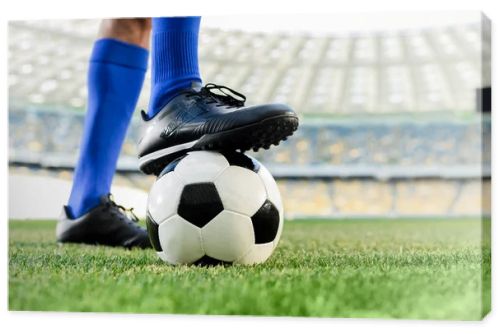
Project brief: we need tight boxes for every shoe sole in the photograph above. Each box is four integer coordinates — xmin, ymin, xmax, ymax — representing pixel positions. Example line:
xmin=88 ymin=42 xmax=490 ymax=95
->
xmin=139 ymin=114 xmax=299 ymax=175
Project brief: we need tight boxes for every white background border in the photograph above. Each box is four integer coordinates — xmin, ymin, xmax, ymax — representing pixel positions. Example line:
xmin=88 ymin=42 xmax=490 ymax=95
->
xmin=1 ymin=0 xmax=498 ymax=333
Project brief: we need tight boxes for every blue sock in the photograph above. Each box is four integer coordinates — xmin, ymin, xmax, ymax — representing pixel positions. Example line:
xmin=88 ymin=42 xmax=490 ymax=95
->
xmin=148 ymin=17 xmax=202 ymax=118
xmin=67 ymin=38 xmax=149 ymax=219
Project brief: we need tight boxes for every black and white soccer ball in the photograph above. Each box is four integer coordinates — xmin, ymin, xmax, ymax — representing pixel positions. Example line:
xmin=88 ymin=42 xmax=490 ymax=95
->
xmin=146 ymin=151 xmax=284 ymax=265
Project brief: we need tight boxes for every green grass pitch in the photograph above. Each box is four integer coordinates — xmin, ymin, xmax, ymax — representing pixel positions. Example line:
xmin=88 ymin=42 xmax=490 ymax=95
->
xmin=9 ymin=218 xmax=490 ymax=319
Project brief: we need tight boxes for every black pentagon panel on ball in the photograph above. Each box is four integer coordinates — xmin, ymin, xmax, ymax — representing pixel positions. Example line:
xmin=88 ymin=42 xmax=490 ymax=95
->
xmin=251 ymin=200 xmax=280 ymax=244
xmin=157 ymin=154 xmax=187 ymax=179
xmin=178 ymin=183 xmax=224 ymax=228
xmin=145 ymin=214 xmax=162 ymax=252
xmin=193 ymin=255 xmax=232 ymax=267
xmin=220 ymin=150 xmax=260 ymax=173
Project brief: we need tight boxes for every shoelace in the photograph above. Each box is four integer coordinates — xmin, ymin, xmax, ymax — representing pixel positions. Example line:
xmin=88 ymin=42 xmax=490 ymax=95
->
xmin=187 ymin=83 xmax=246 ymax=108
xmin=105 ymin=194 xmax=139 ymax=223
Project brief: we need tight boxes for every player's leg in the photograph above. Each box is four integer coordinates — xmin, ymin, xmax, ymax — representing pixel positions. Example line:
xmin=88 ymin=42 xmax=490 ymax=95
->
xmin=148 ymin=16 xmax=202 ymax=116
xmin=137 ymin=17 xmax=299 ymax=175
xmin=57 ymin=18 xmax=152 ymax=248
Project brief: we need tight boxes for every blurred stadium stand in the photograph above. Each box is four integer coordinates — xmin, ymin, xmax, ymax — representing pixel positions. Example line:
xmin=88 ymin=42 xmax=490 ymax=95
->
xmin=9 ymin=19 xmax=489 ymax=114
xmin=8 ymin=19 xmax=491 ymax=218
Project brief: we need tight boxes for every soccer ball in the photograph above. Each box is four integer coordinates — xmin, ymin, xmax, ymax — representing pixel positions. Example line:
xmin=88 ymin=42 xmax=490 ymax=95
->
xmin=146 ymin=151 xmax=284 ymax=265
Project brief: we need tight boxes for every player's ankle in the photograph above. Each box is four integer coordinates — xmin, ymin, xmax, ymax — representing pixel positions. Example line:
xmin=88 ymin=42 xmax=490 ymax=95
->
xmin=66 ymin=195 xmax=102 ymax=219
xmin=148 ymin=79 xmax=201 ymax=117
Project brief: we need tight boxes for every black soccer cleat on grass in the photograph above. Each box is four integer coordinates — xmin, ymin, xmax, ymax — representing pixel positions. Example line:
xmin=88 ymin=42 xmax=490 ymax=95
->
xmin=56 ymin=194 xmax=151 ymax=249
xmin=138 ymin=83 xmax=299 ymax=175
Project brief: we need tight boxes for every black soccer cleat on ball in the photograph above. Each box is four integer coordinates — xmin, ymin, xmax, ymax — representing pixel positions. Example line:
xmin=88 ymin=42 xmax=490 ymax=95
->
xmin=56 ymin=194 xmax=151 ymax=249
xmin=137 ymin=83 xmax=299 ymax=175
